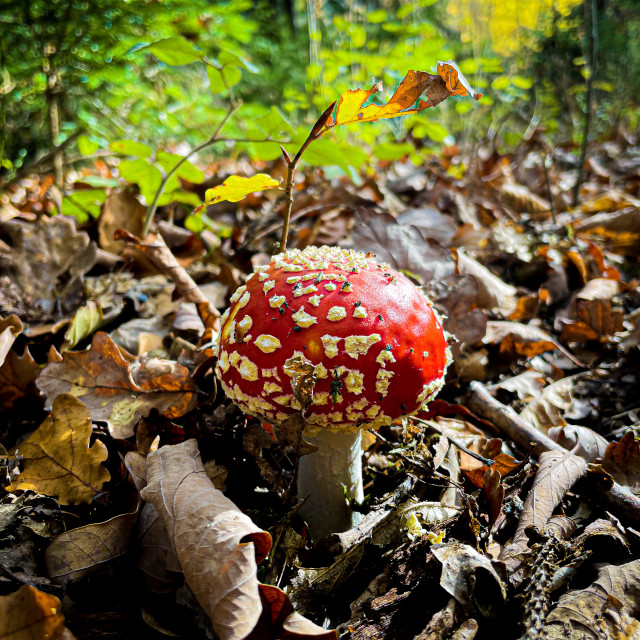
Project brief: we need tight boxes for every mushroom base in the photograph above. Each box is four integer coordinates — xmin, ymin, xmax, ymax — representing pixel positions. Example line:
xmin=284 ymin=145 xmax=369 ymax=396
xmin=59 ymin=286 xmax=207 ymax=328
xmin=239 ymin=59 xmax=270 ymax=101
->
xmin=297 ymin=428 xmax=364 ymax=541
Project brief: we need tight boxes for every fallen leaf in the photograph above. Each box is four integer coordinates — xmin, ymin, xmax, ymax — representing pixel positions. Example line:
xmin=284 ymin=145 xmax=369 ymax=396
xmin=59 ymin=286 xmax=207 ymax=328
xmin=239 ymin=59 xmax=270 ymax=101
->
xmin=483 ymin=467 xmax=504 ymax=527
xmin=140 ymin=439 xmax=272 ymax=640
xmin=501 ymin=450 xmax=587 ymax=587
xmin=499 ymin=182 xmax=550 ymax=214
xmin=9 ymin=394 xmax=110 ymax=505
xmin=46 ymin=509 xmax=138 ymax=584
xmin=0 ymin=216 xmax=96 ymax=321
xmin=62 ymin=300 xmax=104 ymax=351
xmin=574 ymin=207 xmax=640 ymax=257
xmin=0 ymin=585 xmax=71 ymax=640
xmin=98 ymin=188 xmax=146 ymax=254
xmin=194 ymin=174 xmax=280 ymax=212
xmin=602 ymin=431 xmax=640 ymax=493
xmin=0 ymin=347 xmax=40 ymax=410
xmin=37 ymin=332 xmax=198 ymax=439
xmin=0 ymin=314 xmax=22 ymax=367
xmin=548 ymin=425 xmax=609 ymax=462
xmin=464 ymin=453 xmax=521 ymax=488
xmin=519 ymin=375 xmax=578 ymax=433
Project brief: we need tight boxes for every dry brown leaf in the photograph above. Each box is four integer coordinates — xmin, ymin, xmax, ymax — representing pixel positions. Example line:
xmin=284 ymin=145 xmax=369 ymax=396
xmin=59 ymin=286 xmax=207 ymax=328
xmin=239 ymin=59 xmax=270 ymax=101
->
xmin=483 ymin=467 xmax=504 ymax=528
xmin=602 ymin=432 xmax=640 ymax=493
xmin=464 ymin=453 xmax=520 ymax=488
xmin=499 ymin=183 xmax=550 ymax=214
xmin=453 ymin=249 xmax=517 ymax=315
xmin=98 ymin=188 xmax=146 ymax=254
xmin=45 ymin=509 xmax=138 ymax=584
xmin=574 ymin=207 xmax=640 ymax=257
xmin=37 ymin=332 xmax=198 ymax=439
xmin=140 ymin=439 xmax=273 ymax=640
xmin=0 ymin=346 xmax=40 ymax=411
xmin=543 ymin=560 xmax=640 ymax=639
xmin=9 ymin=394 xmax=110 ymax=505
xmin=501 ymin=450 xmax=587 ymax=587
xmin=0 ymin=584 xmax=72 ymax=640
xmin=519 ymin=376 xmax=578 ymax=433
xmin=548 ymin=425 xmax=609 ymax=462
xmin=0 ymin=314 xmax=22 ymax=367
xmin=483 ymin=321 xmax=580 ymax=364
xmin=0 ymin=215 xmax=96 ymax=321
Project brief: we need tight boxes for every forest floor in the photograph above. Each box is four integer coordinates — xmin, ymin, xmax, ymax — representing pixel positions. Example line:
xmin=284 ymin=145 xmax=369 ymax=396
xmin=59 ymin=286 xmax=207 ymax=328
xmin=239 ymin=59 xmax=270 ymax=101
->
xmin=1 ymin=131 xmax=640 ymax=640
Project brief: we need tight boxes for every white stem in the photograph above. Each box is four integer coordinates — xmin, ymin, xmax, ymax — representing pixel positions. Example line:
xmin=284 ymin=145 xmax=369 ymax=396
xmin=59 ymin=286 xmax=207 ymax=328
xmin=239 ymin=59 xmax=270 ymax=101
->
xmin=297 ymin=428 xmax=363 ymax=541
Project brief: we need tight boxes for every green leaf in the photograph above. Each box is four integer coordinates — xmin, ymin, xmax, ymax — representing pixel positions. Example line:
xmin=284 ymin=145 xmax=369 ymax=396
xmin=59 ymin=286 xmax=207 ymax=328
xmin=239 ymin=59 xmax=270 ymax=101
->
xmin=110 ymin=140 xmax=153 ymax=157
xmin=413 ymin=120 xmax=450 ymax=143
xmin=61 ymin=189 xmax=107 ymax=223
xmin=372 ymin=142 xmax=414 ymax=161
xmin=77 ymin=135 xmax=100 ymax=156
xmin=76 ymin=175 xmax=120 ymax=188
xmin=512 ymin=76 xmax=533 ymax=89
xmin=218 ymin=50 xmax=258 ymax=73
xmin=253 ymin=107 xmax=294 ymax=137
xmin=207 ymin=65 xmax=241 ymax=93
xmin=118 ymin=159 xmax=162 ymax=203
xmin=63 ymin=300 xmax=103 ymax=351
xmin=491 ymin=76 xmax=511 ymax=91
xmin=143 ymin=37 xmax=202 ymax=66
xmin=367 ymin=9 xmax=387 ymax=23
xmin=156 ymin=152 xmax=205 ymax=184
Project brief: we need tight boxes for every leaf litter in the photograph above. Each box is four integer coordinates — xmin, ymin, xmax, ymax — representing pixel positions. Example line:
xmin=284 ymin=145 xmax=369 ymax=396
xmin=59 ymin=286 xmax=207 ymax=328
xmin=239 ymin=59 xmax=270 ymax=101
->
xmin=3 ymin=90 xmax=640 ymax=640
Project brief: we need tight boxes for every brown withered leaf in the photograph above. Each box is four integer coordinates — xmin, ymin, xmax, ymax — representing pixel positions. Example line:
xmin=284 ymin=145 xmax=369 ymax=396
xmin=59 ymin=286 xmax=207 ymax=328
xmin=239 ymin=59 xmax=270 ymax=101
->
xmin=0 ymin=313 xmax=22 ymax=367
xmin=483 ymin=467 xmax=504 ymax=528
xmin=500 ymin=450 xmax=587 ymax=587
xmin=9 ymin=394 xmax=110 ymax=505
xmin=548 ymin=425 xmax=609 ymax=462
xmin=560 ymin=278 xmax=624 ymax=343
xmin=464 ymin=453 xmax=521 ymax=489
xmin=519 ymin=375 xmax=578 ymax=433
xmin=499 ymin=182 xmax=550 ymax=214
xmin=601 ymin=432 xmax=640 ymax=493
xmin=483 ymin=321 xmax=581 ymax=364
xmin=37 ymin=332 xmax=198 ymax=439
xmin=0 ymin=346 xmax=40 ymax=410
xmin=543 ymin=560 xmax=640 ymax=639
xmin=574 ymin=207 xmax=640 ymax=257
xmin=98 ymin=188 xmax=146 ymax=254
xmin=140 ymin=439 xmax=273 ymax=640
xmin=0 ymin=585 xmax=73 ymax=640
xmin=0 ymin=215 xmax=96 ymax=321
xmin=45 ymin=509 xmax=138 ymax=585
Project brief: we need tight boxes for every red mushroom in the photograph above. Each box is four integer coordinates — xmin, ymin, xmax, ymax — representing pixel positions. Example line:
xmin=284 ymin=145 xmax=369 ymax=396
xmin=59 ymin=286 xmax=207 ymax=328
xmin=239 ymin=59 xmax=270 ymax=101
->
xmin=215 ymin=245 xmax=451 ymax=539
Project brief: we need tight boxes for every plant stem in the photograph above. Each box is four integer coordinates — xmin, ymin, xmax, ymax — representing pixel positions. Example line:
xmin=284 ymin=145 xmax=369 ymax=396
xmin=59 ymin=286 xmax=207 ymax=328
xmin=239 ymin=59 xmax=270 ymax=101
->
xmin=143 ymin=103 xmax=240 ymax=236
xmin=572 ymin=0 xmax=598 ymax=207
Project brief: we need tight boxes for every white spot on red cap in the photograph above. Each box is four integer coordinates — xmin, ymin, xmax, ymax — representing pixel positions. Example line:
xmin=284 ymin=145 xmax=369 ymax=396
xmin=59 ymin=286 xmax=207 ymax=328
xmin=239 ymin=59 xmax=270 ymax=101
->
xmin=345 ymin=334 xmax=381 ymax=359
xmin=327 ymin=306 xmax=347 ymax=321
xmin=255 ymin=334 xmax=282 ymax=353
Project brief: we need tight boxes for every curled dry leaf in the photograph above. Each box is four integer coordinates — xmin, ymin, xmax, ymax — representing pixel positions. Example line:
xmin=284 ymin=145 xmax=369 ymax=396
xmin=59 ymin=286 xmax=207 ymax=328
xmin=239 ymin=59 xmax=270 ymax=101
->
xmin=0 ymin=215 xmax=96 ymax=321
xmin=548 ymin=425 xmax=609 ymax=462
xmin=501 ymin=450 xmax=587 ymax=587
xmin=543 ymin=560 xmax=640 ymax=639
xmin=519 ymin=375 xmax=578 ymax=433
xmin=0 ymin=584 xmax=72 ymax=640
xmin=574 ymin=207 xmax=640 ymax=257
xmin=98 ymin=188 xmax=146 ymax=254
xmin=601 ymin=431 xmax=640 ymax=492
xmin=431 ymin=542 xmax=506 ymax=618
xmin=62 ymin=300 xmax=104 ymax=351
xmin=46 ymin=509 xmax=138 ymax=585
xmin=0 ymin=313 xmax=22 ymax=367
xmin=0 ymin=347 xmax=39 ymax=411
xmin=9 ymin=394 xmax=110 ymax=505
xmin=37 ymin=332 xmax=198 ymax=439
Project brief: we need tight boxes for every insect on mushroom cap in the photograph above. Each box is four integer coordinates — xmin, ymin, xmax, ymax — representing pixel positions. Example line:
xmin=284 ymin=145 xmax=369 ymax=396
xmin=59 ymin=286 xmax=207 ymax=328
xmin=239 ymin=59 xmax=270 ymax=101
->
xmin=215 ymin=245 xmax=452 ymax=431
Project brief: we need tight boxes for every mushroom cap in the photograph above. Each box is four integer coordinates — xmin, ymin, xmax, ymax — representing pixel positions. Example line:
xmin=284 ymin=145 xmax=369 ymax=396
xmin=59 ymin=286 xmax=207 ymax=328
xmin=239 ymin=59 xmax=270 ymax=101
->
xmin=215 ymin=246 xmax=451 ymax=431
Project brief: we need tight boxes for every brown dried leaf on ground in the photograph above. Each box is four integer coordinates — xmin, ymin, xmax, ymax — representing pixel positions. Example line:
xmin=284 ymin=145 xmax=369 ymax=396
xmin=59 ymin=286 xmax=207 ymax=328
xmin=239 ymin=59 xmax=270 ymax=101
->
xmin=519 ymin=376 xmax=578 ymax=433
xmin=37 ymin=332 xmax=198 ymax=439
xmin=45 ymin=509 xmax=138 ymax=585
xmin=0 ymin=314 xmax=22 ymax=367
xmin=0 ymin=216 xmax=96 ymax=321
xmin=574 ymin=207 xmax=640 ymax=257
xmin=548 ymin=425 xmax=609 ymax=462
xmin=559 ymin=278 xmax=624 ymax=343
xmin=542 ymin=560 xmax=640 ymax=640
xmin=601 ymin=431 xmax=640 ymax=493
xmin=140 ymin=440 xmax=333 ymax=640
xmin=0 ymin=584 xmax=75 ymax=640
xmin=501 ymin=450 xmax=587 ymax=586
xmin=98 ymin=189 xmax=146 ymax=254
xmin=0 ymin=347 xmax=40 ymax=411
xmin=483 ymin=321 xmax=580 ymax=363
xmin=9 ymin=394 xmax=110 ymax=505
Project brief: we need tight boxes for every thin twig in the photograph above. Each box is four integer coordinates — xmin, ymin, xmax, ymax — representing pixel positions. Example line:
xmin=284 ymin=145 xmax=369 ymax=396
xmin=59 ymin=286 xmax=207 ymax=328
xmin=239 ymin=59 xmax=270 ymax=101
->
xmin=143 ymin=103 xmax=240 ymax=235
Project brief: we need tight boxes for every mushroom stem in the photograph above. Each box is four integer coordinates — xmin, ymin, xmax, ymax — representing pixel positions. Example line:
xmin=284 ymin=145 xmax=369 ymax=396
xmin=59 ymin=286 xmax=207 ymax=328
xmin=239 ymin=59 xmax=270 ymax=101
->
xmin=297 ymin=428 xmax=364 ymax=540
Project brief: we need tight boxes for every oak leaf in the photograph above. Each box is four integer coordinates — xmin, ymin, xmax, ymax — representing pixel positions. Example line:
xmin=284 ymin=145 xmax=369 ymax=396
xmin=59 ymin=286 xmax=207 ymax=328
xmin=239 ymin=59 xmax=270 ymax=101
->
xmin=193 ymin=174 xmax=280 ymax=213
xmin=0 ymin=585 xmax=72 ymax=640
xmin=37 ymin=332 xmax=198 ymax=439
xmin=10 ymin=394 xmax=110 ymax=505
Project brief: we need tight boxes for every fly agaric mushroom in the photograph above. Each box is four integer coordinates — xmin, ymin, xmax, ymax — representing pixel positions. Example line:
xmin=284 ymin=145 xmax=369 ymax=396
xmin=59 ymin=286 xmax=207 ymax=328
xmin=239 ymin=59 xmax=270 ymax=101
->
xmin=215 ymin=246 xmax=451 ymax=539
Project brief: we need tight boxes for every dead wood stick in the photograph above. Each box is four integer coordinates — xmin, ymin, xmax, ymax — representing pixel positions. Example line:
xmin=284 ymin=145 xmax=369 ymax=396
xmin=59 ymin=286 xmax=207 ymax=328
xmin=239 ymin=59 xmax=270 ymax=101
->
xmin=466 ymin=381 xmax=640 ymax=529
xmin=115 ymin=229 xmax=220 ymax=326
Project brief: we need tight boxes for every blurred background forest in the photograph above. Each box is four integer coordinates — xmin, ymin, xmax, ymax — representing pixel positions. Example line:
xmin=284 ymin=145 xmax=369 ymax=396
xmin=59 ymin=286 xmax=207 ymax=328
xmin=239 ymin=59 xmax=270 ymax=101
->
xmin=1 ymin=0 xmax=640 ymax=222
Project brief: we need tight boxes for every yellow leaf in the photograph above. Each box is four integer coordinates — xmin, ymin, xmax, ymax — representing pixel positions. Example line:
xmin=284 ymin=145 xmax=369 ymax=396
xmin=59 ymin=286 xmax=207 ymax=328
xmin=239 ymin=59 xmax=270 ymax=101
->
xmin=195 ymin=173 xmax=280 ymax=212
xmin=0 ymin=585 xmax=68 ymax=640
xmin=10 ymin=394 xmax=110 ymax=505
xmin=332 ymin=63 xmax=481 ymax=128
